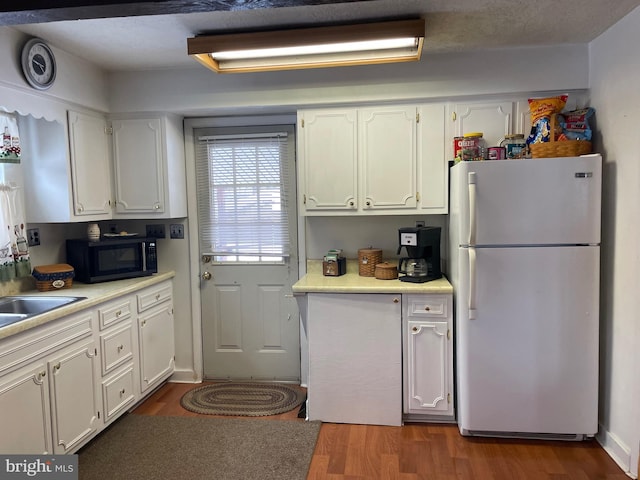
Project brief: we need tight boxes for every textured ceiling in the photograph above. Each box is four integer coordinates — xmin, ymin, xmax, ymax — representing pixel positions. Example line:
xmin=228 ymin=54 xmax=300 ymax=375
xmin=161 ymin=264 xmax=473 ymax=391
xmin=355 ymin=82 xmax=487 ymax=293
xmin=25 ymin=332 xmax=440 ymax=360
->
xmin=10 ymin=0 xmax=640 ymax=72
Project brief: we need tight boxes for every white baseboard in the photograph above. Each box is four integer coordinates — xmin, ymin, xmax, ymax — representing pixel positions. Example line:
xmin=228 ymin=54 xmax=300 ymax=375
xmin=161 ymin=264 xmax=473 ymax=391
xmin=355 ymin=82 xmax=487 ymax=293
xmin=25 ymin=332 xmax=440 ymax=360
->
xmin=597 ymin=425 xmax=636 ymax=478
xmin=169 ymin=368 xmax=201 ymax=384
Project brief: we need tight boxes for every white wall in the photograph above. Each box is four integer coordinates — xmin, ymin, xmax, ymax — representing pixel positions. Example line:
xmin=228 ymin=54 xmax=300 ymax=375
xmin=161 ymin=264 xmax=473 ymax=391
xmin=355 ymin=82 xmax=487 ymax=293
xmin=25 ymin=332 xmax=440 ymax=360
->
xmin=590 ymin=6 xmax=640 ymax=477
xmin=107 ymin=44 xmax=589 ymax=115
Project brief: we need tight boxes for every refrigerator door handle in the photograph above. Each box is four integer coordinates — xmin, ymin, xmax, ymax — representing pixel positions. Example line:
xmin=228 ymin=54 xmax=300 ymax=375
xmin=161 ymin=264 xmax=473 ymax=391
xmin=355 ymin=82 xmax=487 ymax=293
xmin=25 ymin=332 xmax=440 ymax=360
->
xmin=468 ymin=172 xmax=477 ymax=246
xmin=468 ymin=247 xmax=477 ymax=319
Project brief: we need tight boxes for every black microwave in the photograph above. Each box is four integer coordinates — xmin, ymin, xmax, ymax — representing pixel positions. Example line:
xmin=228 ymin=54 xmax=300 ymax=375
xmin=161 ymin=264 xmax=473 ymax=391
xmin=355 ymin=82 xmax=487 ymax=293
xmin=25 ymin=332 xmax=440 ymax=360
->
xmin=66 ymin=237 xmax=158 ymax=283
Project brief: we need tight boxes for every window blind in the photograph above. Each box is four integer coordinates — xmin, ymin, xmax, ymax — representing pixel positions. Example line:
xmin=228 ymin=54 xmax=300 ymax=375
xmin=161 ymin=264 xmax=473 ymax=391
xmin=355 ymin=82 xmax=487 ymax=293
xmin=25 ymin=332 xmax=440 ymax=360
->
xmin=195 ymin=132 xmax=291 ymax=261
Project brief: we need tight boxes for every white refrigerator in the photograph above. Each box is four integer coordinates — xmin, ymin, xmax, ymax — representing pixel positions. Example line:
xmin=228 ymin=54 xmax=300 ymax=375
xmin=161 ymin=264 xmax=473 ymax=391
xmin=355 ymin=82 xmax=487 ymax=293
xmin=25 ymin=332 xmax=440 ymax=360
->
xmin=448 ymin=155 xmax=602 ymax=439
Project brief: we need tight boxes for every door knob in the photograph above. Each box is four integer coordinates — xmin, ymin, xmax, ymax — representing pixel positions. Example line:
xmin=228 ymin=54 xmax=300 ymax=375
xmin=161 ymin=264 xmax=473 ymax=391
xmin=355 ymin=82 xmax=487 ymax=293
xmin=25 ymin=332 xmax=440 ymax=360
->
xmin=202 ymin=271 xmax=212 ymax=281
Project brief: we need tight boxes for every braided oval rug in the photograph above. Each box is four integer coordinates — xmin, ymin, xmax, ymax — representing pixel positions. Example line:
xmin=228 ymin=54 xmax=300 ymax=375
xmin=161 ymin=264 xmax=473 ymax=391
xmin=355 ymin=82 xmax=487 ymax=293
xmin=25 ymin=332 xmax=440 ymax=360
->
xmin=180 ymin=382 xmax=306 ymax=416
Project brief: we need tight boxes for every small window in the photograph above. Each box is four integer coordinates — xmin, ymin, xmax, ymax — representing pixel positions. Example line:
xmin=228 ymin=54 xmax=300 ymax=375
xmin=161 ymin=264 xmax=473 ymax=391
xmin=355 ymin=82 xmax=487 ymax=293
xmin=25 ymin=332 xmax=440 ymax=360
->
xmin=195 ymin=130 xmax=292 ymax=264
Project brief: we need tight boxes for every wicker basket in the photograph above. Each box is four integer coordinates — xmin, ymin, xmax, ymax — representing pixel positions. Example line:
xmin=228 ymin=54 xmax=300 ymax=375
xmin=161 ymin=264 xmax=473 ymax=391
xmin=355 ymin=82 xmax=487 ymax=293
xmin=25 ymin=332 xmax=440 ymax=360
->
xmin=375 ymin=262 xmax=398 ymax=280
xmin=529 ymin=114 xmax=592 ymax=158
xmin=32 ymin=264 xmax=75 ymax=292
xmin=358 ymin=248 xmax=383 ymax=277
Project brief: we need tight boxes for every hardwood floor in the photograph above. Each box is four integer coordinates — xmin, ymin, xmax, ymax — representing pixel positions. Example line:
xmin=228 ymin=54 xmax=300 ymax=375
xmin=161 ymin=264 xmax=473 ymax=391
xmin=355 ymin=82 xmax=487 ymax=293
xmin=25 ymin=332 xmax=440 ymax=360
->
xmin=134 ymin=382 xmax=628 ymax=480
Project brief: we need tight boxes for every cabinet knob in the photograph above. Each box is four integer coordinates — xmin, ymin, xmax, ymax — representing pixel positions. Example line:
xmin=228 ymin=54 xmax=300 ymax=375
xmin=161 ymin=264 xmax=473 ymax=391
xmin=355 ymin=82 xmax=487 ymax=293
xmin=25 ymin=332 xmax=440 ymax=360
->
xmin=155 ymin=293 xmax=160 ymax=300
xmin=116 ymin=310 xmax=122 ymax=317
xmin=393 ymin=298 xmax=399 ymax=303
xmin=154 ymin=204 xmax=160 ymax=210
xmin=117 ymin=344 xmax=124 ymax=352
xmin=366 ymin=201 xmax=371 ymax=207
xmin=37 ymin=371 xmax=46 ymax=381
xmin=53 ymin=363 xmax=61 ymax=371
xmin=349 ymin=201 xmax=354 ymax=207
xmin=424 ymin=306 xmax=431 ymax=311
xmin=119 ymin=388 xmax=126 ymax=397
xmin=202 ymin=271 xmax=212 ymax=281
xmin=412 ymin=326 xmax=418 ymax=332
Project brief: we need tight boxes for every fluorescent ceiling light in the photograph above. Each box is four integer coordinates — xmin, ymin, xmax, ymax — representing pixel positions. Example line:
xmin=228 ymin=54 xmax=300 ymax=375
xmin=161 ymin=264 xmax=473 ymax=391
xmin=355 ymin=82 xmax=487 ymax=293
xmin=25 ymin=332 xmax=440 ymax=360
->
xmin=187 ymin=19 xmax=425 ymax=74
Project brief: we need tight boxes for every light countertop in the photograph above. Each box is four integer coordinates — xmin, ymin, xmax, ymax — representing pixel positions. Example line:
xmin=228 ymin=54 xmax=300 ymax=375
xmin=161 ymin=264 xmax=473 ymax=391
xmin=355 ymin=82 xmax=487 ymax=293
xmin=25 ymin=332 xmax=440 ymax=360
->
xmin=0 ymin=271 xmax=175 ymax=340
xmin=293 ymin=260 xmax=452 ymax=294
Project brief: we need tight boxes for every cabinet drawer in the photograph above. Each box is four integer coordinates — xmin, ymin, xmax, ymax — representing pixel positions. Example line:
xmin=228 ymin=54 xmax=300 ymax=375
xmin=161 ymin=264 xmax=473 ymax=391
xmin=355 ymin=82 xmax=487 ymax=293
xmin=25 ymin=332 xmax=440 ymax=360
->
xmin=100 ymin=323 xmax=134 ymax=375
xmin=102 ymin=366 xmax=135 ymax=422
xmin=98 ymin=299 xmax=132 ymax=330
xmin=406 ymin=295 xmax=448 ymax=318
xmin=137 ymin=283 xmax=172 ymax=313
xmin=0 ymin=313 xmax=93 ymax=376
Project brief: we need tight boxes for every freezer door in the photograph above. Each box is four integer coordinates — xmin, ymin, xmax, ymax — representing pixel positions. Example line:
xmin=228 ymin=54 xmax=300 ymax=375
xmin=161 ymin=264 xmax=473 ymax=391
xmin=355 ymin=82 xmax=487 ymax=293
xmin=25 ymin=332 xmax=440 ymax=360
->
xmin=455 ymin=245 xmax=599 ymax=436
xmin=451 ymin=156 xmax=602 ymax=246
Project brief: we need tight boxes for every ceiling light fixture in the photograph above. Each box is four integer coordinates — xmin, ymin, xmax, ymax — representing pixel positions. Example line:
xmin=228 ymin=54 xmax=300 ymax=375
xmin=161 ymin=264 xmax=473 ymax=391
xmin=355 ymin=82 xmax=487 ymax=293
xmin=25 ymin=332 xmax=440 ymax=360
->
xmin=187 ymin=19 xmax=425 ymax=74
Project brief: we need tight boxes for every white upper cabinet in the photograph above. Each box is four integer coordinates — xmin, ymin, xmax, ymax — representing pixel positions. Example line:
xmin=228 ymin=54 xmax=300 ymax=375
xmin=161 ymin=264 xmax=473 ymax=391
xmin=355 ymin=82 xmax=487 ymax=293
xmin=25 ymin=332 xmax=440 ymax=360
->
xmin=298 ymin=108 xmax=358 ymax=212
xmin=21 ymin=110 xmax=186 ymax=223
xmin=418 ymin=104 xmax=448 ymax=214
xmin=448 ymin=101 xmax=514 ymax=157
xmin=298 ymin=104 xmax=447 ymax=216
xmin=359 ymin=106 xmax=417 ymax=211
xmin=111 ymin=114 xmax=187 ymax=219
xmin=67 ymin=110 xmax=113 ymax=219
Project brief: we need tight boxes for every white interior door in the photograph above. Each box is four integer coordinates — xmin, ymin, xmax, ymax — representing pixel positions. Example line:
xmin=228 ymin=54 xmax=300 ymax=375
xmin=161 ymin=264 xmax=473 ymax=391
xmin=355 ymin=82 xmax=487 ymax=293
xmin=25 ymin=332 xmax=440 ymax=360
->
xmin=456 ymin=245 xmax=600 ymax=435
xmin=195 ymin=125 xmax=300 ymax=381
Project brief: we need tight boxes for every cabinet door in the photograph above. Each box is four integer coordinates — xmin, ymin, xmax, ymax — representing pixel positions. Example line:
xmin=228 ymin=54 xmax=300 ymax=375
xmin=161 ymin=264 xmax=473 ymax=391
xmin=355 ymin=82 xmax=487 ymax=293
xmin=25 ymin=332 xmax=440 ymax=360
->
xmin=359 ymin=106 xmax=417 ymax=210
xmin=298 ymin=109 xmax=358 ymax=212
xmin=405 ymin=321 xmax=452 ymax=415
xmin=307 ymin=293 xmax=402 ymax=426
xmin=138 ymin=303 xmax=175 ymax=393
xmin=67 ymin=110 xmax=113 ymax=218
xmin=0 ymin=362 xmax=53 ymax=454
xmin=112 ymin=117 xmax=165 ymax=214
xmin=418 ymin=103 xmax=447 ymax=213
xmin=49 ymin=340 xmax=100 ymax=454
xmin=450 ymin=101 xmax=514 ymax=152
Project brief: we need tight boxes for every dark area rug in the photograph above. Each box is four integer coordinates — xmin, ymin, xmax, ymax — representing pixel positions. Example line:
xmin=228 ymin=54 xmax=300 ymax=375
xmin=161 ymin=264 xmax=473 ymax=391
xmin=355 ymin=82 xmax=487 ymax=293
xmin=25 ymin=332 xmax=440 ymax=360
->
xmin=180 ymin=382 xmax=306 ymax=416
xmin=78 ymin=414 xmax=320 ymax=480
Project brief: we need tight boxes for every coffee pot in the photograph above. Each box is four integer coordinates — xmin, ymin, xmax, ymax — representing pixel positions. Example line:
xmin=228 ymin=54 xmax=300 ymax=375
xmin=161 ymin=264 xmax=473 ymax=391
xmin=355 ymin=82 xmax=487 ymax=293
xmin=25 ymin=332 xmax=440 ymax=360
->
xmin=396 ymin=226 xmax=442 ymax=283
xmin=398 ymin=257 xmax=430 ymax=279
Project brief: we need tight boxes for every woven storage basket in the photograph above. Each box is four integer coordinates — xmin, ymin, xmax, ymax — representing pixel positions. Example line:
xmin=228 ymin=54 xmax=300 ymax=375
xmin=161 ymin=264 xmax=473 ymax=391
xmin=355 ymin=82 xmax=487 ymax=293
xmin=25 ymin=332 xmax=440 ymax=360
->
xmin=529 ymin=114 xmax=592 ymax=158
xmin=375 ymin=262 xmax=398 ymax=280
xmin=358 ymin=248 xmax=383 ymax=277
xmin=32 ymin=264 xmax=75 ymax=292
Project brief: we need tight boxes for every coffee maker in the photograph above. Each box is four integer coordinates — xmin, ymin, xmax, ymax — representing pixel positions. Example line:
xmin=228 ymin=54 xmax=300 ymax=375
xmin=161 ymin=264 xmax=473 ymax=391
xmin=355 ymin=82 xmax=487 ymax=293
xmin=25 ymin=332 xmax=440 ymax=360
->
xmin=397 ymin=226 xmax=442 ymax=283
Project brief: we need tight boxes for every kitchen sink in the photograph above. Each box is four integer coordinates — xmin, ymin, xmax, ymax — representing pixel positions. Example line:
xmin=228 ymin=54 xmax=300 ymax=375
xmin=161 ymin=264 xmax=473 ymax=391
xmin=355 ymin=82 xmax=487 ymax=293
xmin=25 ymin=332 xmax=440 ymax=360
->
xmin=0 ymin=295 xmax=87 ymax=328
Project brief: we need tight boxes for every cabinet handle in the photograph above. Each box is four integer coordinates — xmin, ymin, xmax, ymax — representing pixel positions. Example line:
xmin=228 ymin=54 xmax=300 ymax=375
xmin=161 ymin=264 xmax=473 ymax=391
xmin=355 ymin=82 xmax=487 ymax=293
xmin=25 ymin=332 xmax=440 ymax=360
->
xmin=393 ymin=298 xmax=399 ymax=303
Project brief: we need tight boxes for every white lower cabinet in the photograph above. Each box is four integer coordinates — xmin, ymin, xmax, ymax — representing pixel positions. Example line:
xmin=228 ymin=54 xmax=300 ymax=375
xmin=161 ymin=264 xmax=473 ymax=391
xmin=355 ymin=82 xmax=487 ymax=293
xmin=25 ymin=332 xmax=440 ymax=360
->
xmin=137 ymin=283 xmax=175 ymax=394
xmin=48 ymin=338 xmax=101 ymax=454
xmin=306 ymin=293 xmax=402 ymax=426
xmin=0 ymin=278 xmax=175 ymax=454
xmin=402 ymin=294 xmax=454 ymax=420
xmin=0 ymin=362 xmax=53 ymax=454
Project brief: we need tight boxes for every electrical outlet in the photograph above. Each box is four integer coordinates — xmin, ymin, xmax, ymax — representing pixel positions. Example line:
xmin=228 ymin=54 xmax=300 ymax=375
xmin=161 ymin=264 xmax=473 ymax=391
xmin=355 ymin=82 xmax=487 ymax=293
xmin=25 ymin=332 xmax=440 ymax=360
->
xmin=27 ymin=228 xmax=40 ymax=246
xmin=146 ymin=224 xmax=166 ymax=238
xmin=170 ymin=223 xmax=184 ymax=239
